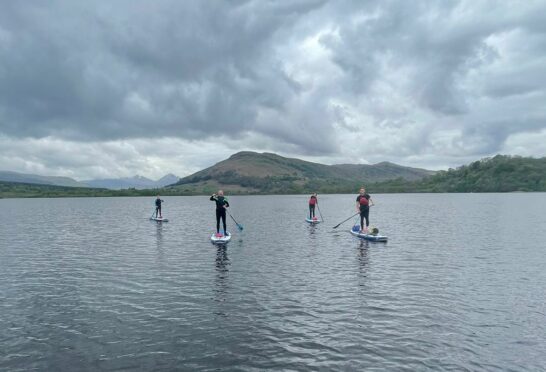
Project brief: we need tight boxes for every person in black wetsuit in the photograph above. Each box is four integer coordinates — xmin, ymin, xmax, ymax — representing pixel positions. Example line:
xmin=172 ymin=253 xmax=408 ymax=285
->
xmin=155 ymin=195 xmax=164 ymax=218
xmin=210 ymin=190 xmax=230 ymax=235
xmin=356 ymin=187 xmax=374 ymax=233
xmin=308 ymin=193 xmax=318 ymax=220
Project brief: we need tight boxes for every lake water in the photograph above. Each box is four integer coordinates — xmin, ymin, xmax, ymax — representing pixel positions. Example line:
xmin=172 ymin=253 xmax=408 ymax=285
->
xmin=1 ymin=194 xmax=545 ymax=371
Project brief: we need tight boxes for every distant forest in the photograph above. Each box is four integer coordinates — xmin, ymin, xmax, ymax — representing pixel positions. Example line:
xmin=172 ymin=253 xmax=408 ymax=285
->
xmin=369 ymin=155 xmax=546 ymax=193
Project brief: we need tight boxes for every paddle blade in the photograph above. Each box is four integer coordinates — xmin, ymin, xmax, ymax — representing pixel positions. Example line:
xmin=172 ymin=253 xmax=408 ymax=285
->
xmin=237 ymin=223 xmax=244 ymax=231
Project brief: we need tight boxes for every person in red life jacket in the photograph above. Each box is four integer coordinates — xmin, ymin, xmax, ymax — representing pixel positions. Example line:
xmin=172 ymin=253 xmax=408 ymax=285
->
xmin=356 ymin=187 xmax=374 ymax=233
xmin=308 ymin=193 xmax=318 ymax=220
xmin=210 ymin=190 xmax=230 ymax=236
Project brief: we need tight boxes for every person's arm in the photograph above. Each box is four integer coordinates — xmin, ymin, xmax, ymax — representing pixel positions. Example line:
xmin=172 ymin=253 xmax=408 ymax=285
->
xmin=210 ymin=194 xmax=216 ymax=201
xmin=369 ymin=198 xmax=374 ymax=206
xmin=224 ymin=199 xmax=230 ymax=208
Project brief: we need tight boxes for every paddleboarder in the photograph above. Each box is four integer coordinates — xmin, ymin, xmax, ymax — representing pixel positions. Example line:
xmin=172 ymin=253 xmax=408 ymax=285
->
xmin=155 ymin=195 xmax=164 ymax=218
xmin=308 ymin=193 xmax=318 ymax=220
xmin=356 ymin=187 xmax=374 ymax=233
xmin=210 ymin=190 xmax=230 ymax=235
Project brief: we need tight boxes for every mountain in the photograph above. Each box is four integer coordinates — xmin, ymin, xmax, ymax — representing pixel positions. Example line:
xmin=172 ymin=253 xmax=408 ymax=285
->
xmin=169 ymin=151 xmax=434 ymax=194
xmin=0 ymin=171 xmax=86 ymax=187
xmin=372 ymin=155 xmax=546 ymax=192
xmin=2 ymin=154 xmax=544 ymax=198
xmin=84 ymin=174 xmax=179 ymax=190
xmin=157 ymin=173 xmax=180 ymax=187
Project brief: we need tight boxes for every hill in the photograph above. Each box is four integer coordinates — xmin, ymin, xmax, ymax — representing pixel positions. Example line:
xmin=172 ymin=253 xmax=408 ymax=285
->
xmin=0 ymin=171 xmax=86 ymax=187
xmin=1 ymin=154 xmax=544 ymax=198
xmin=168 ymin=151 xmax=434 ymax=194
xmin=371 ymin=155 xmax=546 ymax=192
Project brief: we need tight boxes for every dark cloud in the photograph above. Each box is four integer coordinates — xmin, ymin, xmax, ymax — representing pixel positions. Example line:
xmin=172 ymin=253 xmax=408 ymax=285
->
xmin=0 ymin=0 xmax=545 ymax=177
xmin=0 ymin=0 xmax=330 ymax=144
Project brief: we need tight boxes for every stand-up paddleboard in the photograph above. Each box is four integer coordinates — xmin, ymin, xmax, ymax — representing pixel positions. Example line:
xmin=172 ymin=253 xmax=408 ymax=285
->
xmin=150 ymin=216 xmax=169 ymax=222
xmin=306 ymin=217 xmax=321 ymax=224
xmin=211 ymin=231 xmax=231 ymax=244
xmin=350 ymin=225 xmax=387 ymax=242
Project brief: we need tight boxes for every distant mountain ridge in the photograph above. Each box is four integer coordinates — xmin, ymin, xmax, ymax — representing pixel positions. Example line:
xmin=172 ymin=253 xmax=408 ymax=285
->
xmin=83 ymin=173 xmax=179 ymax=190
xmin=169 ymin=151 xmax=434 ymax=194
xmin=2 ymin=154 xmax=545 ymax=198
xmin=0 ymin=171 xmax=86 ymax=187
xmin=0 ymin=171 xmax=179 ymax=189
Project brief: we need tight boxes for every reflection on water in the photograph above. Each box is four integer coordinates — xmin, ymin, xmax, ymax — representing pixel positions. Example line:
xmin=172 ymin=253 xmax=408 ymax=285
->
xmin=215 ymin=245 xmax=230 ymax=275
xmin=214 ymin=246 xmax=230 ymax=317
xmin=357 ymin=242 xmax=370 ymax=268
xmin=1 ymin=194 xmax=546 ymax=371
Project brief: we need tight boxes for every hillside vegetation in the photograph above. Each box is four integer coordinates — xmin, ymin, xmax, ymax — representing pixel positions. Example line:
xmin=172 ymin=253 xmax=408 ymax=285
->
xmin=2 ymin=154 xmax=544 ymax=198
xmin=0 ymin=182 xmax=183 ymax=198
xmin=169 ymin=151 xmax=433 ymax=194
xmin=370 ymin=155 xmax=546 ymax=192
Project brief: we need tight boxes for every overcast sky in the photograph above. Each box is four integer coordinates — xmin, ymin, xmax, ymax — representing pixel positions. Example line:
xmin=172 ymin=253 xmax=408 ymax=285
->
xmin=1 ymin=0 xmax=545 ymax=180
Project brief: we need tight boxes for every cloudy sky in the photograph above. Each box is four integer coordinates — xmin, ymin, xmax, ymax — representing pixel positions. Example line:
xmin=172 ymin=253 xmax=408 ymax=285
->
xmin=1 ymin=0 xmax=545 ymax=180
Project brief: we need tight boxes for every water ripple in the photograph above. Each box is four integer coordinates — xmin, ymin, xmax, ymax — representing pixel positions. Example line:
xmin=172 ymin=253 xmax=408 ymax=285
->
xmin=1 ymin=194 xmax=545 ymax=370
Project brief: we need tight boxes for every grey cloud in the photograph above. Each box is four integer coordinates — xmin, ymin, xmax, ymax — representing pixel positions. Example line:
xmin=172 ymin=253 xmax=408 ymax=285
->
xmin=0 ymin=0 xmax=328 ymax=144
xmin=1 ymin=0 xmax=546 ymax=173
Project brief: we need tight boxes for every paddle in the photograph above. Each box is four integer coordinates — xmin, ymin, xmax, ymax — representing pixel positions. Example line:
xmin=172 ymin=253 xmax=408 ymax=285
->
xmin=227 ymin=210 xmax=244 ymax=231
xmin=317 ymin=203 xmax=325 ymax=222
xmin=333 ymin=212 xmax=359 ymax=229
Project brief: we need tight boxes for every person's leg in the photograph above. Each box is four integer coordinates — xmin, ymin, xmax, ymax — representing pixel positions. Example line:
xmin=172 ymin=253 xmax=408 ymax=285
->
xmin=155 ymin=207 xmax=159 ymax=218
xmin=360 ymin=211 xmax=364 ymax=231
xmin=159 ymin=206 xmax=162 ymax=218
xmin=221 ymin=210 xmax=227 ymax=234
xmin=364 ymin=208 xmax=370 ymax=231
xmin=216 ymin=209 xmax=221 ymax=234
xmin=312 ymin=205 xmax=315 ymax=218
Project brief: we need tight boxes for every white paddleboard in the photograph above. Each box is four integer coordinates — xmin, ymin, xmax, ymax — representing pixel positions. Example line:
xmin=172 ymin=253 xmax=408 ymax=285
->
xmin=350 ymin=225 xmax=387 ymax=242
xmin=211 ymin=232 xmax=231 ymax=244
xmin=305 ymin=218 xmax=321 ymax=224
xmin=150 ymin=216 xmax=169 ymax=222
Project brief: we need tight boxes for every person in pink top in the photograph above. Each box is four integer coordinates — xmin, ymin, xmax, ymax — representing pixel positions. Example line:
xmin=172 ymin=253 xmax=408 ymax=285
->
xmin=308 ymin=193 xmax=318 ymax=220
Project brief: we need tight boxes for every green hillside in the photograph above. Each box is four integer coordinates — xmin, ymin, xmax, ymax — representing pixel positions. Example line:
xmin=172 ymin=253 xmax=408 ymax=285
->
xmin=2 ymin=154 xmax=544 ymax=198
xmin=370 ymin=155 xmax=546 ymax=192
xmin=0 ymin=181 xmax=166 ymax=198
xmin=169 ymin=151 xmax=433 ymax=194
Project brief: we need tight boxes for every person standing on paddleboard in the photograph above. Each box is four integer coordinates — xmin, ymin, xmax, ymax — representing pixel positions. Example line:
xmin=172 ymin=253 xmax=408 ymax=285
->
xmin=309 ymin=193 xmax=318 ymax=220
xmin=210 ymin=190 xmax=230 ymax=235
xmin=356 ymin=187 xmax=374 ymax=233
xmin=155 ymin=195 xmax=164 ymax=218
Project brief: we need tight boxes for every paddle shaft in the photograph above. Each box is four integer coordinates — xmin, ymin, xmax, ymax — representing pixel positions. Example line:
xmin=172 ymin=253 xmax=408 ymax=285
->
xmin=333 ymin=212 xmax=359 ymax=229
xmin=317 ymin=203 xmax=325 ymax=222
xmin=227 ymin=210 xmax=244 ymax=230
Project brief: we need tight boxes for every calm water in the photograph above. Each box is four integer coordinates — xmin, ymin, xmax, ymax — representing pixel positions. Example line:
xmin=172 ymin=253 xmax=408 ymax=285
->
xmin=1 ymin=194 xmax=545 ymax=371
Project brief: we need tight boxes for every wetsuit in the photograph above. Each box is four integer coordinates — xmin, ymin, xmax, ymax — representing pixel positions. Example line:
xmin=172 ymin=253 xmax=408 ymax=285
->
xmin=309 ymin=196 xmax=317 ymax=219
xmin=155 ymin=198 xmax=164 ymax=217
xmin=356 ymin=193 xmax=371 ymax=230
xmin=210 ymin=195 xmax=230 ymax=234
